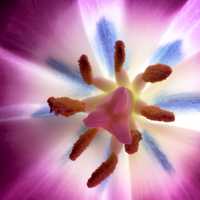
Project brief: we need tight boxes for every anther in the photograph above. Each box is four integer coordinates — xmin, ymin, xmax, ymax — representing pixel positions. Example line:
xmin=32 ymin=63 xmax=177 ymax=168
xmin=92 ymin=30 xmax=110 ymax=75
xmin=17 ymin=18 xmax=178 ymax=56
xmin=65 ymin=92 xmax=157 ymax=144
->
xmin=114 ymin=40 xmax=125 ymax=72
xmin=142 ymin=64 xmax=172 ymax=83
xmin=69 ymin=128 xmax=98 ymax=161
xmin=47 ymin=97 xmax=85 ymax=117
xmin=140 ymin=105 xmax=175 ymax=122
xmin=87 ymin=153 xmax=118 ymax=188
xmin=125 ymin=130 xmax=142 ymax=154
xmin=79 ymin=55 xmax=93 ymax=84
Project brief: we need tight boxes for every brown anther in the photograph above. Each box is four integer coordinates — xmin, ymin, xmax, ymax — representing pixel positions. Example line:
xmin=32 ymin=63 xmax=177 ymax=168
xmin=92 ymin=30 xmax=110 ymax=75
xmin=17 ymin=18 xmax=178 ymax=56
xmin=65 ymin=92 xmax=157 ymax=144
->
xmin=125 ymin=130 xmax=142 ymax=154
xmin=140 ymin=105 xmax=175 ymax=122
xmin=79 ymin=55 xmax=93 ymax=84
xmin=114 ymin=40 xmax=125 ymax=72
xmin=47 ymin=97 xmax=85 ymax=117
xmin=87 ymin=153 xmax=118 ymax=188
xmin=142 ymin=64 xmax=172 ymax=83
xmin=69 ymin=128 xmax=98 ymax=161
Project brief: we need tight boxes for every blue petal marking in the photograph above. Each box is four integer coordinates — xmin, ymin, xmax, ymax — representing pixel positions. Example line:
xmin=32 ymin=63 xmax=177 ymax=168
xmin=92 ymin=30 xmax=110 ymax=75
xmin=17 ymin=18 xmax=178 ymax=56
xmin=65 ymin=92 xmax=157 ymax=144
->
xmin=31 ymin=104 xmax=53 ymax=118
xmin=46 ymin=58 xmax=83 ymax=83
xmin=155 ymin=93 xmax=200 ymax=112
xmin=96 ymin=17 xmax=117 ymax=76
xmin=143 ymin=131 xmax=174 ymax=173
xmin=46 ymin=58 xmax=94 ymax=94
xmin=150 ymin=40 xmax=183 ymax=66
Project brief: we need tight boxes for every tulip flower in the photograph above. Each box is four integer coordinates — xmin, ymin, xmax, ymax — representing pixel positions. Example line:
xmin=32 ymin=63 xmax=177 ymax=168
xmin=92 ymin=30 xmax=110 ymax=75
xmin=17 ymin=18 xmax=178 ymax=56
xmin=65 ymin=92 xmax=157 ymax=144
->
xmin=1 ymin=0 xmax=200 ymax=199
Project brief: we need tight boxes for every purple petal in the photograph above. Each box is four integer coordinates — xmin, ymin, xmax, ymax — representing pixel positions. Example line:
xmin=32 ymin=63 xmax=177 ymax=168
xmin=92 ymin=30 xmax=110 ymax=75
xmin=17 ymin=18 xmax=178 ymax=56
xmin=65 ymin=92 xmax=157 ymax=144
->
xmin=0 ymin=115 xmax=84 ymax=197
xmin=124 ymin=0 xmax=187 ymax=74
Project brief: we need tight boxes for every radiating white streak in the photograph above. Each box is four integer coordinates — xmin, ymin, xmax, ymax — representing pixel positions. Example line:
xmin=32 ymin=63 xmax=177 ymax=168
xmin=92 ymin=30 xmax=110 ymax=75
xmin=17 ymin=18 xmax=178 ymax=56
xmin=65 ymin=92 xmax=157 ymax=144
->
xmin=105 ymin=152 xmax=132 ymax=200
xmin=170 ymin=111 xmax=200 ymax=132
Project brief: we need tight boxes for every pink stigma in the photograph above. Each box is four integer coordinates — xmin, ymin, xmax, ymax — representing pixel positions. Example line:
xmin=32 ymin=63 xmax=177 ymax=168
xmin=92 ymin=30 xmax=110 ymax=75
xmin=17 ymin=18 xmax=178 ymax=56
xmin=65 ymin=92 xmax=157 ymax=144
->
xmin=83 ymin=87 xmax=132 ymax=144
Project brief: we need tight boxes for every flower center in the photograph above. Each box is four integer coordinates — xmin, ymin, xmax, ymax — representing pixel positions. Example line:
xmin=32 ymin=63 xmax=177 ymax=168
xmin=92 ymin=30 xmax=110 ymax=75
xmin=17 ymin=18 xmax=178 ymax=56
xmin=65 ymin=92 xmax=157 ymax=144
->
xmin=47 ymin=40 xmax=175 ymax=188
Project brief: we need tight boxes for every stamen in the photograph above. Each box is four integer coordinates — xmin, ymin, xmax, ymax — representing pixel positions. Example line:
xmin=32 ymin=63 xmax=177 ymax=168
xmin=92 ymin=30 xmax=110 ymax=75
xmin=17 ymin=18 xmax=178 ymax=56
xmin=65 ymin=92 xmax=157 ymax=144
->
xmin=79 ymin=55 xmax=93 ymax=85
xmin=47 ymin=97 xmax=85 ymax=117
xmin=114 ymin=40 xmax=125 ymax=72
xmin=87 ymin=153 xmax=118 ymax=188
xmin=69 ymin=128 xmax=98 ymax=161
xmin=142 ymin=64 xmax=172 ymax=83
xmin=115 ymin=69 xmax=130 ymax=87
xmin=93 ymin=77 xmax=116 ymax=92
xmin=132 ymin=74 xmax=146 ymax=92
xmin=125 ymin=130 xmax=142 ymax=154
xmin=83 ymin=94 xmax=107 ymax=112
xmin=140 ymin=105 xmax=175 ymax=122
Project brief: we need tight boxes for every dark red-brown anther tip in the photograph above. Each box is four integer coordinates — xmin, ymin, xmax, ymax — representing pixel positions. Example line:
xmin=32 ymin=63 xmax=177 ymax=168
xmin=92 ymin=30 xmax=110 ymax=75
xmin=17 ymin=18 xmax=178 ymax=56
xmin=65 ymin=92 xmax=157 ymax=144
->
xmin=114 ymin=40 xmax=125 ymax=72
xmin=47 ymin=97 xmax=55 ymax=112
xmin=87 ymin=153 xmax=118 ymax=188
xmin=142 ymin=64 xmax=172 ymax=83
xmin=140 ymin=105 xmax=175 ymax=122
xmin=79 ymin=54 xmax=93 ymax=85
xmin=125 ymin=130 xmax=142 ymax=154
xmin=47 ymin=97 xmax=86 ymax=117
xmin=115 ymin=40 xmax=125 ymax=48
xmin=69 ymin=128 xmax=98 ymax=161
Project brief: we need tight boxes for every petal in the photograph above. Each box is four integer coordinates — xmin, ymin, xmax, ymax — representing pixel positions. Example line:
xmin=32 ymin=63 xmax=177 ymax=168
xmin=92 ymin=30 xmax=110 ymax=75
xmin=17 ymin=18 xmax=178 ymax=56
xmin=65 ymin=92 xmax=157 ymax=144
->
xmin=0 ymin=104 xmax=53 ymax=122
xmin=154 ymin=93 xmax=200 ymax=131
xmin=147 ymin=0 xmax=200 ymax=73
xmin=142 ymin=132 xmax=174 ymax=172
xmin=0 ymin=115 xmax=83 ymax=196
xmin=157 ymin=0 xmax=200 ymax=58
xmin=124 ymin=0 xmax=188 ymax=75
xmin=155 ymin=93 xmax=200 ymax=112
xmin=106 ymin=153 xmax=132 ymax=200
xmin=149 ymin=40 xmax=183 ymax=66
xmin=0 ymin=0 xmax=72 ymax=58
xmin=0 ymin=1 xmax=101 ymax=78
xmin=0 ymin=48 xmax=93 ymax=108
xmin=129 ymin=118 xmax=200 ymax=200
xmin=78 ymin=0 xmax=123 ymax=78
xmin=0 ymin=115 xmax=110 ymax=199
xmin=142 ymin=52 xmax=200 ymax=103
